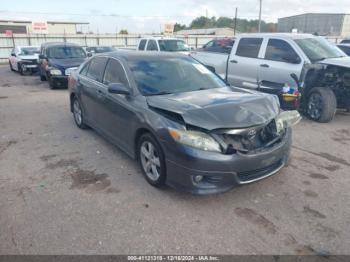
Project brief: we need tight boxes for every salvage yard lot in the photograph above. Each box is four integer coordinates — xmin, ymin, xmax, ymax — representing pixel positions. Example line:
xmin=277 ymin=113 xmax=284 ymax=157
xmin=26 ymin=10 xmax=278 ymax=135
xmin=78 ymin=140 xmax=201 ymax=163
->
xmin=0 ymin=64 xmax=350 ymax=255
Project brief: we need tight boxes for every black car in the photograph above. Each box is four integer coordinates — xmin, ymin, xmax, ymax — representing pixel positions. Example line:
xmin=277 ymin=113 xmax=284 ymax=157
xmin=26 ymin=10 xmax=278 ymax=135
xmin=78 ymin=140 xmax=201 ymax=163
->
xmin=38 ymin=42 xmax=87 ymax=89
xmin=69 ymin=52 xmax=300 ymax=194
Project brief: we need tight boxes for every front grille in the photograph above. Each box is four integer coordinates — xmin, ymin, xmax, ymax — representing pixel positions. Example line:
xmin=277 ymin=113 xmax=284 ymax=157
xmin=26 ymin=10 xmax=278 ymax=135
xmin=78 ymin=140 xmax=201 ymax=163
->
xmin=237 ymin=160 xmax=283 ymax=182
xmin=218 ymin=120 xmax=284 ymax=154
xmin=22 ymin=59 xmax=37 ymax=64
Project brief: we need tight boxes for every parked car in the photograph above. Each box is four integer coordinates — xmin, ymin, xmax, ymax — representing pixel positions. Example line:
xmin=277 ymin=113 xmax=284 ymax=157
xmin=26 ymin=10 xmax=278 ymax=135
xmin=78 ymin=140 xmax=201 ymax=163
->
xmin=191 ymin=33 xmax=349 ymax=122
xmin=38 ymin=42 xmax=87 ymax=89
xmin=137 ymin=37 xmax=191 ymax=54
xmin=340 ymin=38 xmax=350 ymax=45
xmin=8 ymin=46 xmax=40 ymax=75
xmin=86 ymin=46 xmax=116 ymax=57
xmin=68 ymin=52 xmax=301 ymax=194
xmin=337 ymin=44 xmax=350 ymax=56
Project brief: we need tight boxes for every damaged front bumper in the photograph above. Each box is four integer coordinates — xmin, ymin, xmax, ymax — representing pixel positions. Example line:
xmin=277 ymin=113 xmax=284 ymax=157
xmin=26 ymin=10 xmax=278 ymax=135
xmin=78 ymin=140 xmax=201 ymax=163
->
xmin=161 ymin=127 xmax=292 ymax=195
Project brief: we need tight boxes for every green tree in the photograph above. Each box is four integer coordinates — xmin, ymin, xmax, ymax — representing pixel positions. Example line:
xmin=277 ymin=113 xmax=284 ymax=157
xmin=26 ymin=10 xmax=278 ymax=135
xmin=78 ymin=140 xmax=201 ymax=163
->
xmin=174 ymin=23 xmax=186 ymax=32
xmin=119 ymin=29 xmax=128 ymax=34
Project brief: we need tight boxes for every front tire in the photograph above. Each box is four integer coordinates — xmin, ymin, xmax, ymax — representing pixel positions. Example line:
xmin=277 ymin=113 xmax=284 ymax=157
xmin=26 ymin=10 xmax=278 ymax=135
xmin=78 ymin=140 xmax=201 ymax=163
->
xmin=72 ymin=97 xmax=88 ymax=129
xmin=138 ymin=133 xmax=166 ymax=187
xmin=48 ymin=76 xmax=56 ymax=89
xmin=9 ymin=61 xmax=14 ymax=71
xmin=18 ymin=63 xmax=24 ymax=75
xmin=307 ymin=87 xmax=337 ymax=123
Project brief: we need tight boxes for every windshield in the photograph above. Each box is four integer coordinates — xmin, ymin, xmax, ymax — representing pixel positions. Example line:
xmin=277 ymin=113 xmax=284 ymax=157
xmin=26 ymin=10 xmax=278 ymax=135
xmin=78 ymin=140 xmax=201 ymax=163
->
xmin=158 ymin=40 xmax=189 ymax=52
xmin=95 ymin=46 xmax=115 ymax=53
xmin=128 ymin=57 xmax=226 ymax=96
xmin=48 ymin=46 xmax=86 ymax=59
xmin=21 ymin=47 xmax=39 ymax=55
xmin=295 ymin=37 xmax=345 ymax=62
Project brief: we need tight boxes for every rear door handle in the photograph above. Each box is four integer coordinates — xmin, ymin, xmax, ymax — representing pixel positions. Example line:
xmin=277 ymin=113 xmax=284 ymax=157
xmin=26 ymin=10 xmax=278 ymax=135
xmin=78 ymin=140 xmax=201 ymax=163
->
xmin=260 ymin=64 xmax=270 ymax=68
xmin=96 ymin=89 xmax=106 ymax=97
xmin=230 ymin=60 xmax=238 ymax=63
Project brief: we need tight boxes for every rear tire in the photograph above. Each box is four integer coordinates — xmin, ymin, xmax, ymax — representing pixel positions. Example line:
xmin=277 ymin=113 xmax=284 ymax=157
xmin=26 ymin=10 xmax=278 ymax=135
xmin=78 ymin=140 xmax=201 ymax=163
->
xmin=307 ymin=87 xmax=337 ymax=123
xmin=72 ymin=97 xmax=88 ymax=129
xmin=137 ymin=133 xmax=166 ymax=187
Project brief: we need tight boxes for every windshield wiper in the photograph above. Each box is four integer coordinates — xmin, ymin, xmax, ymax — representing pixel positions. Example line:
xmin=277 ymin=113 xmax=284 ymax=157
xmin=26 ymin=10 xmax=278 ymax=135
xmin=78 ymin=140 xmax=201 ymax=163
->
xmin=145 ymin=91 xmax=172 ymax=96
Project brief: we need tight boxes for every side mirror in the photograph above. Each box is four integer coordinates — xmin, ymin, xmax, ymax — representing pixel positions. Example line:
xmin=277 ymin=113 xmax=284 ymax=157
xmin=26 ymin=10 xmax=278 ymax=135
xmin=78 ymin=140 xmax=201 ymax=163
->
xmin=87 ymin=52 xmax=92 ymax=57
xmin=290 ymin=73 xmax=301 ymax=89
xmin=107 ymin=83 xmax=130 ymax=95
xmin=11 ymin=53 xmax=16 ymax=57
xmin=39 ymin=54 xmax=46 ymax=59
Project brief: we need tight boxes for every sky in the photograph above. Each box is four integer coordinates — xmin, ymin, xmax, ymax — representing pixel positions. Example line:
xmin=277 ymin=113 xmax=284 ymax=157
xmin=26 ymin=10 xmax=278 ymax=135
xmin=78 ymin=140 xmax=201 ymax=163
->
xmin=1 ymin=0 xmax=350 ymax=33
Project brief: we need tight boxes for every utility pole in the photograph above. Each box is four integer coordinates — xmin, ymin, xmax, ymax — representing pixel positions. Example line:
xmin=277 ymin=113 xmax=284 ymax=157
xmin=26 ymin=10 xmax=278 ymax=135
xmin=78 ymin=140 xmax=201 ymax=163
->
xmin=234 ymin=8 xmax=238 ymax=35
xmin=258 ymin=0 xmax=262 ymax=32
xmin=206 ymin=9 xmax=208 ymax=18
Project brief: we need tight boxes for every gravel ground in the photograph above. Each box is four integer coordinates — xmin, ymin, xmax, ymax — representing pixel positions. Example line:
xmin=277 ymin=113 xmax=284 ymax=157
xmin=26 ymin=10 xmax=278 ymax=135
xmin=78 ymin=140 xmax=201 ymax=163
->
xmin=0 ymin=64 xmax=350 ymax=255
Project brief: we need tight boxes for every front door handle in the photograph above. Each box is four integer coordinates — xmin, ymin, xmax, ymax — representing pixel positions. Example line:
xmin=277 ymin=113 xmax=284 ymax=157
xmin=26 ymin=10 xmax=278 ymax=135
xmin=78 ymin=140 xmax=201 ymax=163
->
xmin=230 ymin=60 xmax=238 ymax=63
xmin=96 ymin=89 xmax=106 ymax=97
xmin=260 ymin=64 xmax=270 ymax=68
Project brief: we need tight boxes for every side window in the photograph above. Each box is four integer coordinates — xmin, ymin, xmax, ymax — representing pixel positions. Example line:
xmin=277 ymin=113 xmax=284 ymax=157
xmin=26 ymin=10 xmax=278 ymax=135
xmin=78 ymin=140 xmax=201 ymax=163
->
xmin=80 ymin=61 xmax=90 ymax=76
xmin=236 ymin=38 xmax=263 ymax=58
xmin=138 ymin=40 xmax=147 ymax=51
xmin=86 ymin=57 xmax=108 ymax=82
xmin=103 ymin=59 xmax=129 ymax=86
xmin=146 ymin=40 xmax=158 ymax=51
xmin=265 ymin=39 xmax=300 ymax=63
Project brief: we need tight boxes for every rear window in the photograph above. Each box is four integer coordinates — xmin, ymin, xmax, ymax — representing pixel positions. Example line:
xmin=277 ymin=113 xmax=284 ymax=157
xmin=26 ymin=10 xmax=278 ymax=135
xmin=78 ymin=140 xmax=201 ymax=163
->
xmin=236 ymin=38 xmax=263 ymax=58
xmin=146 ymin=40 xmax=158 ymax=51
xmin=86 ymin=57 xmax=108 ymax=82
xmin=138 ymin=40 xmax=147 ymax=51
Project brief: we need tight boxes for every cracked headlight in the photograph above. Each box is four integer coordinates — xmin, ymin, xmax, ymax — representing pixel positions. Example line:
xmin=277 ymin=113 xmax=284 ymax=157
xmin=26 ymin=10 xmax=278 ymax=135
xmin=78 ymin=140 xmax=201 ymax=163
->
xmin=276 ymin=110 xmax=302 ymax=133
xmin=168 ymin=128 xmax=221 ymax=152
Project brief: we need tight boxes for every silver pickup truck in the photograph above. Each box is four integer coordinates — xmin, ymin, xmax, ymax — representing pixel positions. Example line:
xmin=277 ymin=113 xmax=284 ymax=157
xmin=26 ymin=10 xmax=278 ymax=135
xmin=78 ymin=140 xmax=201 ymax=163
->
xmin=191 ymin=33 xmax=350 ymax=122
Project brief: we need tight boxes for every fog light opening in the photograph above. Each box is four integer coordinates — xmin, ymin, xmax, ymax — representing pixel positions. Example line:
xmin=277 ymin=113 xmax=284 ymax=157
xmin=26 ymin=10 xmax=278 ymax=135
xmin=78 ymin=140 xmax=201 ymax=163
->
xmin=193 ymin=175 xmax=203 ymax=183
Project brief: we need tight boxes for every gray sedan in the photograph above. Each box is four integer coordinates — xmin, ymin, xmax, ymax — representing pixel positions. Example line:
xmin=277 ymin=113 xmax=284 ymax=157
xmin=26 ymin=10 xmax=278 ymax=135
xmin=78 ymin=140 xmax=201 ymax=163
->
xmin=68 ymin=52 xmax=300 ymax=194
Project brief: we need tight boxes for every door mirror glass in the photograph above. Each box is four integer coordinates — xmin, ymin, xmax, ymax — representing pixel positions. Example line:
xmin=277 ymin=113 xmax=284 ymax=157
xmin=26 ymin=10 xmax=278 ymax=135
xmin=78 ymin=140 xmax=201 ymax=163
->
xmin=87 ymin=52 xmax=93 ymax=57
xmin=108 ymin=83 xmax=130 ymax=95
xmin=11 ymin=53 xmax=16 ymax=57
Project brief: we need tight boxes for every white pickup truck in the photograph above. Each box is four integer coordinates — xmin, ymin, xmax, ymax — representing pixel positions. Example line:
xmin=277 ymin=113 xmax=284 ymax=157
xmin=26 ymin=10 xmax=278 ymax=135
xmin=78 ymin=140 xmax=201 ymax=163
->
xmin=137 ymin=37 xmax=190 ymax=54
xmin=191 ymin=33 xmax=350 ymax=122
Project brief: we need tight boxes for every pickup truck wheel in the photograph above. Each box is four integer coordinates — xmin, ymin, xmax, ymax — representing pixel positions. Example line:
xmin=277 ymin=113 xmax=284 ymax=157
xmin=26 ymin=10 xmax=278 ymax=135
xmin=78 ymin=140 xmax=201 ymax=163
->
xmin=307 ymin=87 xmax=337 ymax=123
xmin=9 ymin=61 xmax=15 ymax=71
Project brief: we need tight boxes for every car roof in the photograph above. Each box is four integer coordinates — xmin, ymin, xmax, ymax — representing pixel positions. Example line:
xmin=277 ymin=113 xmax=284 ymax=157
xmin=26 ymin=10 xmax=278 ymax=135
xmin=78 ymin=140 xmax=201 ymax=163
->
xmin=17 ymin=46 xmax=39 ymax=49
xmin=41 ymin=42 xmax=82 ymax=48
xmin=237 ymin=33 xmax=316 ymax=40
xmin=96 ymin=51 xmax=189 ymax=62
xmin=140 ymin=37 xmax=183 ymax=41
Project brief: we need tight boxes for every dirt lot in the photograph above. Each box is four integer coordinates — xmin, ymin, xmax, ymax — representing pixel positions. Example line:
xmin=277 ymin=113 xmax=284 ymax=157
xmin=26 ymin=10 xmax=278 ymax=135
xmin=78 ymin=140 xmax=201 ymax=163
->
xmin=0 ymin=64 xmax=350 ymax=255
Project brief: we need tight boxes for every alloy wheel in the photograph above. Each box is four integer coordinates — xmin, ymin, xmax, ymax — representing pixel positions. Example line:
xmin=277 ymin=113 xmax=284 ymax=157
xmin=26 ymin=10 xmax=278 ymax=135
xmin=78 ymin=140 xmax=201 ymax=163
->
xmin=73 ymin=99 xmax=82 ymax=126
xmin=140 ymin=141 xmax=161 ymax=181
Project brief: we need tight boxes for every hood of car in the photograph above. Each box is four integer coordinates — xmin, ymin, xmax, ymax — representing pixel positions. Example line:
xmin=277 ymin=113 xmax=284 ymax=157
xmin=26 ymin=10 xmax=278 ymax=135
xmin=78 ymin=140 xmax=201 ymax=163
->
xmin=146 ymin=87 xmax=280 ymax=130
xmin=49 ymin=57 xmax=86 ymax=70
xmin=18 ymin=55 xmax=38 ymax=60
xmin=320 ymin=56 xmax=350 ymax=68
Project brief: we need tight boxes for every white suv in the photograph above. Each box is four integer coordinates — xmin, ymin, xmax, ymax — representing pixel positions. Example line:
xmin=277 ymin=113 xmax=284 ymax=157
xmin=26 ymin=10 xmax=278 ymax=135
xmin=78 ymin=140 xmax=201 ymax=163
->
xmin=137 ymin=37 xmax=190 ymax=54
xmin=9 ymin=46 xmax=40 ymax=75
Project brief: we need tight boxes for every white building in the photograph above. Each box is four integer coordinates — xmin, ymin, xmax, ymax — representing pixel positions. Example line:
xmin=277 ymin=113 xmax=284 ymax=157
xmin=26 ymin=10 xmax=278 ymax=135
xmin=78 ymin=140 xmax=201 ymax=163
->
xmin=0 ymin=20 xmax=89 ymax=34
xmin=175 ymin=27 xmax=236 ymax=36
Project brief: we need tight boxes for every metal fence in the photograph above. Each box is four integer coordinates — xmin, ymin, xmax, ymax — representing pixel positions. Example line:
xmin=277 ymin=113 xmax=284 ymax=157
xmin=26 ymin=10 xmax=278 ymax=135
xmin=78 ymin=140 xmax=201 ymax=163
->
xmin=0 ymin=33 xmax=345 ymax=63
xmin=0 ymin=33 xmax=218 ymax=63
